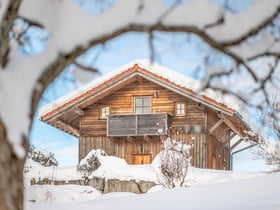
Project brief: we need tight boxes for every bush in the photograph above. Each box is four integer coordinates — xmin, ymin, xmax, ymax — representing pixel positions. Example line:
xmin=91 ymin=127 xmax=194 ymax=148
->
xmin=77 ymin=149 xmax=107 ymax=178
xmin=27 ymin=146 xmax=58 ymax=167
xmin=154 ymin=137 xmax=192 ymax=188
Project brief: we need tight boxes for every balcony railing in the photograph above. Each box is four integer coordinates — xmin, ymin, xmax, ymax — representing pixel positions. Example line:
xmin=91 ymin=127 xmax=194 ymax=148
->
xmin=107 ymin=113 xmax=170 ymax=137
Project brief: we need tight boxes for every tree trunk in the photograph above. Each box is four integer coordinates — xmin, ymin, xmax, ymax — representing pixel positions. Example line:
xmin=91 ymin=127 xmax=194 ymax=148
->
xmin=0 ymin=121 xmax=26 ymax=210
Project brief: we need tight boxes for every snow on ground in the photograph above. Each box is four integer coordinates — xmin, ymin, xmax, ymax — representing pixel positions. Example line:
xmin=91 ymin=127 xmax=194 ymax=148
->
xmin=186 ymin=167 xmax=263 ymax=186
xmin=91 ymin=155 xmax=157 ymax=182
xmin=24 ymin=158 xmax=81 ymax=181
xmin=25 ymin=184 xmax=101 ymax=204
xmin=25 ymin=155 xmax=158 ymax=182
xmin=24 ymin=154 xmax=272 ymax=209
xmin=25 ymin=153 xmax=260 ymax=184
xmin=25 ymin=172 xmax=280 ymax=210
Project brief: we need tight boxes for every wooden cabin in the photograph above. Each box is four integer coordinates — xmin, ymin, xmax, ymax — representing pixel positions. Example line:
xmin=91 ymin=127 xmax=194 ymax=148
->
xmin=39 ymin=60 xmax=257 ymax=170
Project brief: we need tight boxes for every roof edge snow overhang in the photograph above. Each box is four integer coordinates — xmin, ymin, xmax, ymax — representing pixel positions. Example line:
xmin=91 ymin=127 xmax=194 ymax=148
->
xmin=136 ymin=67 xmax=235 ymax=116
xmin=40 ymin=64 xmax=236 ymax=121
xmin=40 ymin=65 xmax=139 ymax=121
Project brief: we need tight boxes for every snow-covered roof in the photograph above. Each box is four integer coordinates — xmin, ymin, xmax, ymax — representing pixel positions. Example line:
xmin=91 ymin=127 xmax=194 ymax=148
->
xmin=39 ymin=59 xmax=240 ymax=119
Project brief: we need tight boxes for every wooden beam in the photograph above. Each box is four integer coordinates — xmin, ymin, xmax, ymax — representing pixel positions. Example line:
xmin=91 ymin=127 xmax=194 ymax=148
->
xmin=230 ymin=138 xmax=243 ymax=151
xmin=110 ymin=137 xmax=120 ymax=142
xmin=136 ymin=76 xmax=144 ymax=84
xmin=127 ymin=136 xmax=135 ymax=142
xmin=56 ymin=120 xmax=80 ymax=137
xmin=74 ymin=107 xmax=84 ymax=116
xmin=218 ymin=113 xmax=244 ymax=138
xmin=144 ymin=135 xmax=151 ymax=142
xmin=223 ymin=133 xmax=237 ymax=145
xmin=209 ymin=118 xmax=224 ymax=134
xmin=197 ymin=102 xmax=205 ymax=111
xmin=216 ymin=128 xmax=229 ymax=143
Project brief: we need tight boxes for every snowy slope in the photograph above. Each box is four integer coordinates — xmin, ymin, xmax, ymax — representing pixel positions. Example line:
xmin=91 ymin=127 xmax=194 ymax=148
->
xmin=25 ymin=153 xmax=271 ymax=209
xmin=25 ymin=154 xmax=260 ymax=184
xmin=26 ymin=172 xmax=280 ymax=210
xmin=24 ymin=155 xmax=269 ymax=209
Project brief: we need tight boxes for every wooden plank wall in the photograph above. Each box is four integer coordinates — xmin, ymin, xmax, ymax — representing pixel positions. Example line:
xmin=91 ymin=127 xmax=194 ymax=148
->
xmin=170 ymin=133 xmax=207 ymax=168
xmin=79 ymin=78 xmax=211 ymax=168
xmin=79 ymin=136 xmax=162 ymax=164
xmin=80 ymin=79 xmax=206 ymax=136
xmin=114 ymin=138 xmax=162 ymax=164
xmin=206 ymin=109 xmax=231 ymax=170
xmin=79 ymin=136 xmax=115 ymax=161
xmin=79 ymin=134 xmax=208 ymax=168
xmin=207 ymin=109 xmax=230 ymax=142
xmin=207 ymin=135 xmax=230 ymax=170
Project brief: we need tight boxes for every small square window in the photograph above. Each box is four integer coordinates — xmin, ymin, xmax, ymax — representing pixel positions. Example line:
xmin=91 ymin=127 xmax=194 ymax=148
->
xmin=175 ymin=102 xmax=186 ymax=116
xmin=135 ymin=97 xmax=151 ymax=114
xmin=100 ymin=106 xmax=110 ymax=118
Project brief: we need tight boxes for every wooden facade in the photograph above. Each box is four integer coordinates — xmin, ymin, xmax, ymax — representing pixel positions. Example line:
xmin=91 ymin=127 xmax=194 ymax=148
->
xmin=40 ymin=62 xmax=257 ymax=170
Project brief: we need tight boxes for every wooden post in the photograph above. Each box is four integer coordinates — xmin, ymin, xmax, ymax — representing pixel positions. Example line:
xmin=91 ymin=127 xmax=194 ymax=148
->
xmin=223 ymin=133 xmax=237 ymax=145
xmin=55 ymin=120 xmax=80 ymax=137
xmin=74 ymin=107 xmax=84 ymax=116
xmin=231 ymin=139 xmax=243 ymax=151
xmin=208 ymin=118 xmax=224 ymax=134
xmin=218 ymin=113 xmax=244 ymax=138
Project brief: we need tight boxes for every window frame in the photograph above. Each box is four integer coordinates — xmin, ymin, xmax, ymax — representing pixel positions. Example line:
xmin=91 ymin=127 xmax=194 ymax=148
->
xmin=134 ymin=96 xmax=152 ymax=114
xmin=100 ymin=105 xmax=110 ymax=119
xmin=175 ymin=102 xmax=186 ymax=116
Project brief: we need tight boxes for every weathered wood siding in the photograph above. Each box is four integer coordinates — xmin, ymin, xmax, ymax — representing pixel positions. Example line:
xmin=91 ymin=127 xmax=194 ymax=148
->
xmin=80 ymin=79 xmax=206 ymax=136
xmin=79 ymin=136 xmax=115 ymax=160
xmin=207 ymin=135 xmax=230 ymax=170
xmin=78 ymin=78 xmax=233 ymax=170
xmin=170 ymin=133 xmax=207 ymax=168
xmin=79 ymin=133 xmax=208 ymax=168
xmin=207 ymin=109 xmax=230 ymax=142
xmin=79 ymin=136 xmax=162 ymax=164
xmin=206 ymin=109 xmax=231 ymax=170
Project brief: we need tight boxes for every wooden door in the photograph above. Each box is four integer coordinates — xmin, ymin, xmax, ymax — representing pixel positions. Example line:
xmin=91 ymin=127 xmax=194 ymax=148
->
xmin=133 ymin=154 xmax=152 ymax=164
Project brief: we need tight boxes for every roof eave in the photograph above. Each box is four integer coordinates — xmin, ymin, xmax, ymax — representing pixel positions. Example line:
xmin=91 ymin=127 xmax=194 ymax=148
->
xmin=40 ymin=64 xmax=243 ymax=126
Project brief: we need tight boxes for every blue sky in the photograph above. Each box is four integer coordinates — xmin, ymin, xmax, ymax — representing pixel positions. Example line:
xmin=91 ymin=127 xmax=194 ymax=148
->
xmin=30 ymin=31 xmax=267 ymax=172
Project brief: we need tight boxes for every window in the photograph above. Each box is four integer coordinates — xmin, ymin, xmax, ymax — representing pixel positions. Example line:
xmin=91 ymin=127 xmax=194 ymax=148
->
xmin=100 ymin=106 xmax=110 ymax=118
xmin=135 ymin=97 xmax=151 ymax=114
xmin=175 ymin=102 xmax=186 ymax=116
xmin=139 ymin=144 xmax=144 ymax=154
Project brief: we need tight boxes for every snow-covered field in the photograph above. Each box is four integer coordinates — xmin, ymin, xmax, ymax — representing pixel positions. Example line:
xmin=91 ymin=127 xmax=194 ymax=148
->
xmin=24 ymin=155 xmax=280 ymax=210
xmin=25 ymin=172 xmax=280 ymax=210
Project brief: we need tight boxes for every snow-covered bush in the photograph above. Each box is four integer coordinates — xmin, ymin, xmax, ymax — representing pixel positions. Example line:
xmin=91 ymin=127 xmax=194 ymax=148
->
xmin=77 ymin=149 xmax=107 ymax=178
xmin=27 ymin=146 xmax=58 ymax=167
xmin=153 ymin=137 xmax=192 ymax=188
xmin=257 ymin=140 xmax=280 ymax=172
xmin=257 ymin=95 xmax=280 ymax=172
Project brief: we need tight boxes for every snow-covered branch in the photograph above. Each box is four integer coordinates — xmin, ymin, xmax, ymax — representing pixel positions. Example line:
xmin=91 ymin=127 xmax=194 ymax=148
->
xmin=0 ymin=0 xmax=21 ymax=67
xmin=207 ymin=0 xmax=280 ymax=45
xmin=23 ymin=1 xmax=280 ymax=120
xmin=1 ymin=1 xmax=280 ymax=208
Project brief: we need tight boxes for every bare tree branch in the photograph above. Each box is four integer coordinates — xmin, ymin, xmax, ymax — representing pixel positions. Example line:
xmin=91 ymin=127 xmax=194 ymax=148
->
xmin=220 ymin=6 xmax=280 ymax=47
xmin=73 ymin=61 xmax=99 ymax=74
xmin=247 ymin=53 xmax=280 ymax=62
xmin=32 ymin=19 xmax=271 ymax=119
xmin=19 ymin=16 xmax=44 ymax=28
xmin=148 ymin=30 xmax=156 ymax=62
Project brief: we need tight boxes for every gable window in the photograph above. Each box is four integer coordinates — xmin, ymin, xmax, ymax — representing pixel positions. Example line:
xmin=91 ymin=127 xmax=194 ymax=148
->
xmin=175 ymin=102 xmax=186 ymax=116
xmin=135 ymin=97 xmax=151 ymax=114
xmin=100 ymin=105 xmax=110 ymax=118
